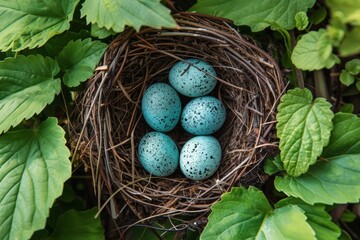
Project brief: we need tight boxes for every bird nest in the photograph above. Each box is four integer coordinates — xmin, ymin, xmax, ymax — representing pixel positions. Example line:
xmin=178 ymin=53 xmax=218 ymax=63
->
xmin=70 ymin=13 xmax=285 ymax=228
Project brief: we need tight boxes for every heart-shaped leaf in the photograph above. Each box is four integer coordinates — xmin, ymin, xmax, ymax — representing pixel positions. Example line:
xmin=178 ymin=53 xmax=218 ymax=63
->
xmin=57 ymin=38 xmax=107 ymax=87
xmin=275 ymin=154 xmax=360 ymax=205
xmin=0 ymin=55 xmax=61 ymax=134
xmin=276 ymin=198 xmax=341 ymax=240
xmin=81 ymin=0 xmax=177 ymax=32
xmin=0 ymin=118 xmax=71 ymax=240
xmin=91 ymin=23 xmax=117 ymax=39
xmin=323 ymin=113 xmax=360 ymax=157
xmin=201 ymin=187 xmax=316 ymax=240
xmin=276 ymin=88 xmax=334 ymax=176
xmin=0 ymin=0 xmax=79 ymax=51
xmin=291 ymin=30 xmax=340 ymax=70
xmin=190 ymin=0 xmax=315 ymax=32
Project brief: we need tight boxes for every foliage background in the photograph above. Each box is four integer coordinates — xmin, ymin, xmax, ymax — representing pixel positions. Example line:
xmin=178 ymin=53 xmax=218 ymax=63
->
xmin=0 ymin=0 xmax=359 ymax=239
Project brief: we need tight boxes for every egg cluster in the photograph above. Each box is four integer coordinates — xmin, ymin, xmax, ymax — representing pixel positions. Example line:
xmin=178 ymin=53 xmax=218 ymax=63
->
xmin=138 ymin=58 xmax=226 ymax=180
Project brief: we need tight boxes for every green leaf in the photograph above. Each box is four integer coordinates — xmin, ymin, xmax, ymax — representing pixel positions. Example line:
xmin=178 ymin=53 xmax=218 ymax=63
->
xmin=327 ymin=15 xmax=346 ymax=47
xmin=291 ymin=30 xmax=340 ymax=70
xmin=345 ymin=59 xmax=360 ymax=75
xmin=339 ymin=230 xmax=352 ymax=240
xmin=326 ymin=25 xmax=345 ymax=47
xmin=276 ymin=198 xmax=341 ymax=240
xmin=31 ymin=229 xmax=50 ymax=240
xmin=91 ymin=23 xmax=117 ymax=39
xmin=0 ymin=118 xmax=71 ymax=240
xmin=46 ymin=183 xmax=86 ymax=229
xmin=275 ymin=154 xmax=360 ymax=205
xmin=0 ymin=55 xmax=61 ymax=134
xmin=44 ymin=30 xmax=91 ymax=58
xmin=0 ymin=0 xmax=80 ymax=52
xmin=49 ymin=208 xmax=104 ymax=240
xmin=276 ymin=88 xmax=334 ymax=176
xmin=201 ymin=187 xmax=316 ymax=240
xmin=80 ymin=0 xmax=177 ymax=32
xmin=356 ymin=79 xmax=360 ymax=91
xmin=339 ymin=27 xmax=360 ymax=57
xmin=318 ymin=33 xmax=334 ymax=61
xmin=263 ymin=155 xmax=284 ymax=175
xmin=326 ymin=0 xmax=360 ymax=25
xmin=295 ymin=12 xmax=309 ymax=31
xmin=339 ymin=103 xmax=354 ymax=113
xmin=256 ymin=205 xmax=316 ymax=240
xmin=340 ymin=70 xmax=355 ymax=86
xmin=322 ymin=113 xmax=360 ymax=157
xmin=190 ymin=0 xmax=315 ymax=32
xmin=57 ymin=38 xmax=107 ymax=87
xmin=309 ymin=7 xmax=327 ymax=25
xmin=128 ymin=219 xmax=200 ymax=240
xmin=341 ymin=209 xmax=357 ymax=222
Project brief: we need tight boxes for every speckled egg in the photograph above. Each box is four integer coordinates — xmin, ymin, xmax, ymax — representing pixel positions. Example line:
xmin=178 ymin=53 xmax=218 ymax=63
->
xmin=181 ymin=96 xmax=226 ymax=135
xmin=169 ymin=58 xmax=217 ymax=97
xmin=180 ymin=136 xmax=221 ymax=180
xmin=141 ymin=83 xmax=181 ymax=132
xmin=138 ymin=132 xmax=179 ymax=177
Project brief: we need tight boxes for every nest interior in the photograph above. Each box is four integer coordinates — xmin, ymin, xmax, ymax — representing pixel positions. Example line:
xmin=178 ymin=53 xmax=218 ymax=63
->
xmin=71 ymin=13 xmax=285 ymax=227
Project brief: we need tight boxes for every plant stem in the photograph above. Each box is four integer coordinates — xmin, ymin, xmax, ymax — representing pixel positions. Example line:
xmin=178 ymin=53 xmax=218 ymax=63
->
xmin=314 ymin=70 xmax=330 ymax=99
xmin=290 ymin=31 xmax=305 ymax=88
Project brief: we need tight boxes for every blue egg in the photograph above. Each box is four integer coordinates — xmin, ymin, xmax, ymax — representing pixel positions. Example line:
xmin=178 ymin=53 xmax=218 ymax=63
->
xmin=181 ymin=96 xmax=226 ymax=135
xmin=180 ymin=136 xmax=221 ymax=180
xmin=138 ymin=132 xmax=179 ymax=177
xmin=141 ymin=83 xmax=181 ymax=132
xmin=169 ymin=58 xmax=217 ymax=97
